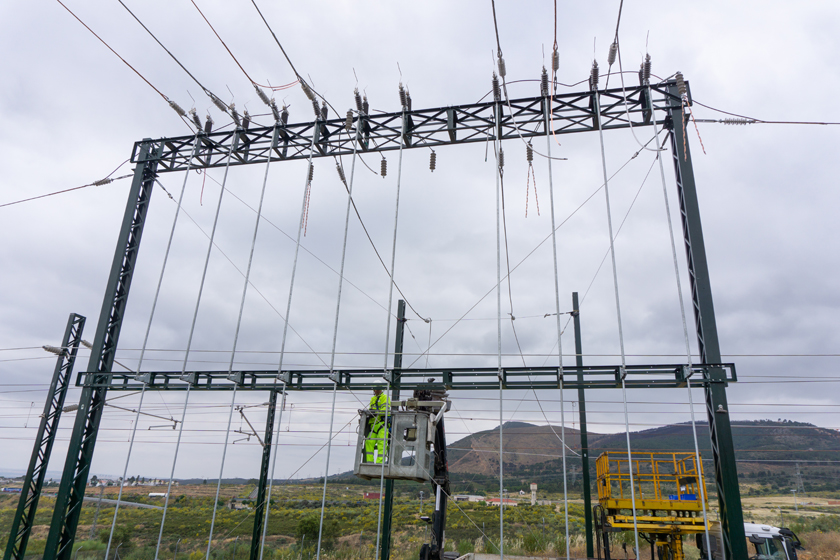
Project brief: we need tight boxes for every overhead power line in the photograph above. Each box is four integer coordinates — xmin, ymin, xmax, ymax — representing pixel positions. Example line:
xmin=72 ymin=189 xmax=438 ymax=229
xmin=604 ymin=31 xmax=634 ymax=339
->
xmin=186 ymin=0 xmax=297 ymax=91
xmin=115 ymin=0 xmax=231 ymax=119
xmin=0 ymin=173 xmax=132 ymax=209
xmin=54 ymin=0 xmax=192 ymax=126
xmin=693 ymin=100 xmax=840 ymax=126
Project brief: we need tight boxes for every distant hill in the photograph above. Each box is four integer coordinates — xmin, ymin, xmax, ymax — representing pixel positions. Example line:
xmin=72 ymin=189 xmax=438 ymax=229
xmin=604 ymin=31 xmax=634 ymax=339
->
xmin=324 ymin=419 xmax=840 ymax=495
xmin=442 ymin=419 xmax=840 ymax=494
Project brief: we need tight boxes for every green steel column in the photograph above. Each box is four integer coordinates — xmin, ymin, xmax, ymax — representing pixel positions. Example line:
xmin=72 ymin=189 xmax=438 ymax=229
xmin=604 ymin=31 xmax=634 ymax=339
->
xmin=250 ymin=388 xmax=279 ymax=560
xmin=5 ymin=313 xmax=86 ymax=560
xmin=571 ymin=293 xmax=593 ymax=559
xmin=665 ymin=84 xmax=746 ymax=559
xmin=44 ymin=141 xmax=160 ymax=560
xmin=380 ymin=300 xmax=406 ymax=560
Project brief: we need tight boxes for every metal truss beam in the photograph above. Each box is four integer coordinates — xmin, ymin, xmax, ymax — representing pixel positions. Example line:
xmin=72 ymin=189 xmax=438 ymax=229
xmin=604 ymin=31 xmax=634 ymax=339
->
xmin=131 ymin=81 xmax=677 ymax=173
xmin=665 ymin=86 xmax=747 ymax=559
xmin=35 ymin=77 xmax=749 ymax=558
xmin=44 ymin=142 xmax=160 ymax=560
xmin=77 ymin=363 xmax=735 ymax=392
xmin=4 ymin=313 xmax=86 ymax=560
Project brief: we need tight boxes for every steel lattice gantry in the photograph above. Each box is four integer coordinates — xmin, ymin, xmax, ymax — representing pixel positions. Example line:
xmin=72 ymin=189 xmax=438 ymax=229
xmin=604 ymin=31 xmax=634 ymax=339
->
xmin=22 ymin=77 xmax=748 ymax=560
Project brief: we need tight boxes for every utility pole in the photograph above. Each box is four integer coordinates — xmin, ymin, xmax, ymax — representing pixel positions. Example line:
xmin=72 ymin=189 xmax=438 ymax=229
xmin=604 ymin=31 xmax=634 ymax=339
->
xmin=572 ymin=292 xmax=593 ymax=559
xmin=89 ymin=485 xmax=105 ymax=540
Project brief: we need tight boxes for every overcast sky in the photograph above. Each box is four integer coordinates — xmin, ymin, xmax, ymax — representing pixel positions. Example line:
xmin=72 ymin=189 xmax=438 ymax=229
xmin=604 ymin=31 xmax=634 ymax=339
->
xmin=1 ymin=1 xmax=839 ymax=484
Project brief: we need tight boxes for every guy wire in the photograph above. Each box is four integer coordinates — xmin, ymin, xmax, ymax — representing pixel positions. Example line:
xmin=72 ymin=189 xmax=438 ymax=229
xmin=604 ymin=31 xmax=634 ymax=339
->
xmin=205 ymin=122 xmax=280 ymax=559
xmin=316 ymin=109 xmax=363 ymax=560
xmin=154 ymin=135 xmax=238 ymax=560
xmin=104 ymin=136 xmax=201 ymax=560
xmin=493 ymin=122 xmax=505 ymax=560
xmin=542 ymin=96 xmax=571 ymax=560
xmin=593 ymin=92 xmax=641 ymax=556
xmin=649 ymin=82 xmax=713 ymax=559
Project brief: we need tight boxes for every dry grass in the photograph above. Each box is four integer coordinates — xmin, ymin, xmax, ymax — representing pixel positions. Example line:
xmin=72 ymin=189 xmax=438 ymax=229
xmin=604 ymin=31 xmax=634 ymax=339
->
xmin=799 ymin=531 xmax=840 ymax=560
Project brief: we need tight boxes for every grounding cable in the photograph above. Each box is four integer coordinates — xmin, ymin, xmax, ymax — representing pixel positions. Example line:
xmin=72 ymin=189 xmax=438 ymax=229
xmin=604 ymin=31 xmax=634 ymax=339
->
xmin=492 ymin=116 xmax=505 ymax=560
xmin=103 ymin=136 xmax=201 ymax=560
xmin=593 ymin=73 xmax=642 ymax=556
xmin=648 ymin=83 xmax=714 ymax=559
xmin=153 ymin=136 xmax=237 ymax=560
xmin=204 ymin=122 xmax=281 ymax=559
xmin=315 ymin=104 xmax=363 ymax=560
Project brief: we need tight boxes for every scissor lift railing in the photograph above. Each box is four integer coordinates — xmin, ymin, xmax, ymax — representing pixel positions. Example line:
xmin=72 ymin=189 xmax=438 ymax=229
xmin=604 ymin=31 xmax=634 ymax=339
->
xmin=596 ymin=451 xmax=708 ymax=532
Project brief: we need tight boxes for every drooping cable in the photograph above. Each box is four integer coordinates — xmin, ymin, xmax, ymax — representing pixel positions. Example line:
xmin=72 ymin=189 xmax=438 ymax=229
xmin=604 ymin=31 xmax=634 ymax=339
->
xmin=541 ymin=92 xmax=571 ymax=560
xmin=649 ymin=90 xmax=713 ymax=559
xmin=153 ymin=138 xmax=238 ymax=560
xmin=593 ymin=69 xmax=641 ymax=556
xmin=103 ymin=137 xmax=200 ymax=560
xmin=205 ymin=122 xmax=279 ymax=560
xmin=315 ymin=108 xmax=363 ymax=560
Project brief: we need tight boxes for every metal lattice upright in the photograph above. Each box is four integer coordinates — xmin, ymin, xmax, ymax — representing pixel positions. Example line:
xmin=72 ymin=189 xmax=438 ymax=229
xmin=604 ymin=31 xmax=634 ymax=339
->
xmin=31 ymin=81 xmax=747 ymax=554
xmin=664 ymin=86 xmax=747 ymax=559
xmin=4 ymin=313 xmax=86 ymax=560
xmin=43 ymin=140 xmax=160 ymax=560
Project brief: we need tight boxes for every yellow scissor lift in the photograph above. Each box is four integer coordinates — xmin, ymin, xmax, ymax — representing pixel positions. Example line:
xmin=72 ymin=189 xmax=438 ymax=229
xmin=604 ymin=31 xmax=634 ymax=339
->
xmin=594 ymin=452 xmax=708 ymax=560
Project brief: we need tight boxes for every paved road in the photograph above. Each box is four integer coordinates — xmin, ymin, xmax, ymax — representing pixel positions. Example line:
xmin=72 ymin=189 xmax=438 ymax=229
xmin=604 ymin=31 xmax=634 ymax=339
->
xmin=83 ymin=497 xmax=163 ymax=510
xmin=42 ymin=494 xmax=165 ymax=510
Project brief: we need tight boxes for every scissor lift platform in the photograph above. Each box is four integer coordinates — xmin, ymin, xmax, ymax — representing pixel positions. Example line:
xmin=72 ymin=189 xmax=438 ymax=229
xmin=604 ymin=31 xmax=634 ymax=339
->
xmin=595 ymin=451 xmax=709 ymax=559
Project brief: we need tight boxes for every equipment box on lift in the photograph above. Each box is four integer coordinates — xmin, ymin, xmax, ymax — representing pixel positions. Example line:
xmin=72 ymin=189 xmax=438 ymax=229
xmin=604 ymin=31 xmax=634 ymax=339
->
xmin=354 ymin=409 xmax=435 ymax=483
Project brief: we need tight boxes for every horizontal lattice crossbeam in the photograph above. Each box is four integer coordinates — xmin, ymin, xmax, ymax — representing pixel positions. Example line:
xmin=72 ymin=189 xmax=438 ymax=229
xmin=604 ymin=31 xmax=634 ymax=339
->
xmin=78 ymin=362 xmax=733 ymax=392
xmin=132 ymin=80 xmax=681 ymax=173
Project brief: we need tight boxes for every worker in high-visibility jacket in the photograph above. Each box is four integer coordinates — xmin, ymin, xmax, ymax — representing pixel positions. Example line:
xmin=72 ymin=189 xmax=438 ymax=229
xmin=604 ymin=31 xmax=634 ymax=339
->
xmin=364 ymin=388 xmax=390 ymax=463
